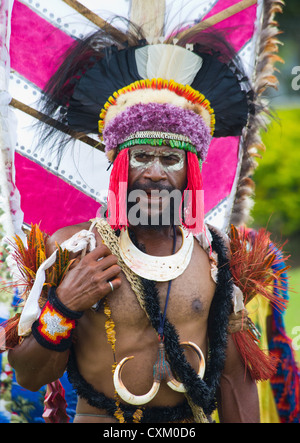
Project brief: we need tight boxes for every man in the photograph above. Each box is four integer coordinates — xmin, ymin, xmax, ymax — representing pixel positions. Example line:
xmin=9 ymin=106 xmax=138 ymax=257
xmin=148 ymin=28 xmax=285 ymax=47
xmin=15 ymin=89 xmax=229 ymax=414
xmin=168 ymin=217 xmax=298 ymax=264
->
xmin=7 ymin=27 xmax=262 ymax=423
xmin=8 ymin=146 xmax=260 ymax=423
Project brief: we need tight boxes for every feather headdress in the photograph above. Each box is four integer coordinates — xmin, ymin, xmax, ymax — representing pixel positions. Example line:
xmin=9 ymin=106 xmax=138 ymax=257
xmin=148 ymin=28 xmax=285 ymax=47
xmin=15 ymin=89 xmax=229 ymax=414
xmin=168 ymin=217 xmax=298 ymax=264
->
xmin=37 ymin=22 xmax=253 ymax=234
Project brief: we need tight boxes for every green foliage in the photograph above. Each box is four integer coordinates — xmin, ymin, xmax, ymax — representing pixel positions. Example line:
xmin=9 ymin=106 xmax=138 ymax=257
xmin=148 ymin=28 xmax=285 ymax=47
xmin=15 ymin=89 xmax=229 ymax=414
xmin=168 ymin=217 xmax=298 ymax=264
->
xmin=286 ymin=268 xmax=300 ymax=363
xmin=251 ymin=106 xmax=300 ymax=364
xmin=251 ymin=109 xmax=300 ymax=238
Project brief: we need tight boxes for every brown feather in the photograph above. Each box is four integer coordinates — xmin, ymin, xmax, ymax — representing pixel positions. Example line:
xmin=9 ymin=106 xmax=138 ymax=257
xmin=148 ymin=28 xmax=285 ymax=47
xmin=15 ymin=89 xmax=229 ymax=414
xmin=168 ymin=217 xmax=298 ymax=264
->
xmin=229 ymin=225 xmax=289 ymax=311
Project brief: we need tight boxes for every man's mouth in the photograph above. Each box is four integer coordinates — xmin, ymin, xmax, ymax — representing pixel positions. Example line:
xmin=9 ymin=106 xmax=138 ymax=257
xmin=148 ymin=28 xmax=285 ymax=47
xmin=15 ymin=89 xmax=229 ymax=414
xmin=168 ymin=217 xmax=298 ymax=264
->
xmin=128 ymin=181 xmax=175 ymax=195
xmin=137 ymin=190 xmax=164 ymax=206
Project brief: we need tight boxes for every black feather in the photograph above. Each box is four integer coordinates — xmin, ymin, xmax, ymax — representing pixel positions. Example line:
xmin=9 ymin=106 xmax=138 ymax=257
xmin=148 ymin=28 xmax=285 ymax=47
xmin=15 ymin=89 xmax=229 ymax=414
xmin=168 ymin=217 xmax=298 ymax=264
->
xmin=36 ymin=18 xmax=255 ymax=161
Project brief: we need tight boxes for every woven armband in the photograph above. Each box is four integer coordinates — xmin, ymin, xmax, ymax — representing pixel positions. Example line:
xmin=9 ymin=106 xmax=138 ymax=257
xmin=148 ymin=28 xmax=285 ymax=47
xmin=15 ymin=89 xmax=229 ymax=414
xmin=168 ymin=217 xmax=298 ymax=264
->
xmin=32 ymin=287 xmax=83 ymax=352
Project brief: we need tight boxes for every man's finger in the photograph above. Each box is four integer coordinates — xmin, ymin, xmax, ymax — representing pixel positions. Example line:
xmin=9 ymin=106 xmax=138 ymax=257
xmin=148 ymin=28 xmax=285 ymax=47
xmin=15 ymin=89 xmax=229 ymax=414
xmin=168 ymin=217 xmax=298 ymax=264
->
xmin=102 ymin=264 xmax=122 ymax=282
xmin=106 ymin=277 xmax=122 ymax=293
xmin=97 ymin=254 xmax=119 ymax=271
xmin=85 ymin=244 xmax=112 ymax=261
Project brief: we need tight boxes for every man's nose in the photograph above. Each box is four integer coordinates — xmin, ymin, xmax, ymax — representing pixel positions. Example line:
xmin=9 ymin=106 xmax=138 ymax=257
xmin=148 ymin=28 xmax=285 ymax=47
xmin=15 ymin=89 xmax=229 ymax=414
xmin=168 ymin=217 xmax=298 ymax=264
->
xmin=143 ymin=158 xmax=167 ymax=182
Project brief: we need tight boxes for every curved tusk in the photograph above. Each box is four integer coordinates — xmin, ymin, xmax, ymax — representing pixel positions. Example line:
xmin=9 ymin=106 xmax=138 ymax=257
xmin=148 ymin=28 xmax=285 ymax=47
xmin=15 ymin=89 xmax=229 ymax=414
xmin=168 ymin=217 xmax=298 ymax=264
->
xmin=167 ymin=341 xmax=206 ymax=393
xmin=182 ymin=341 xmax=206 ymax=379
xmin=113 ymin=356 xmax=161 ymax=406
xmin=167 ymin=377 xmax=187 ymax=393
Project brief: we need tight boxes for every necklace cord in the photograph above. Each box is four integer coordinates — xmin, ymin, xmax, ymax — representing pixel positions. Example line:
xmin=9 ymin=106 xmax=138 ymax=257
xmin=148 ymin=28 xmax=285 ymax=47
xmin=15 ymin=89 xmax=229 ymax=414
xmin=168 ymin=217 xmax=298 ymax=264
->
xmin=158 ymin=225 xmax=177 ymax=340
xmin=91 ymin=218 xmax=232 ymax=419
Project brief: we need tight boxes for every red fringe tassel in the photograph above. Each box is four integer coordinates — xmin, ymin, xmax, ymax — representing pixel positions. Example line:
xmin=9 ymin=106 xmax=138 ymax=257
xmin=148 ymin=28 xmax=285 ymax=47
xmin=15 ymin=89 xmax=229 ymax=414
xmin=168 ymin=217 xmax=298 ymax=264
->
xmin=43 ymin=380 xmax=70 ymax=423
xmin=182 ymin=151 xmax=204 ymax=235
xmin=106 ymin=148 xmax=129 ymax=231
xmin=232 ymin=331 xmax=279 ymax=381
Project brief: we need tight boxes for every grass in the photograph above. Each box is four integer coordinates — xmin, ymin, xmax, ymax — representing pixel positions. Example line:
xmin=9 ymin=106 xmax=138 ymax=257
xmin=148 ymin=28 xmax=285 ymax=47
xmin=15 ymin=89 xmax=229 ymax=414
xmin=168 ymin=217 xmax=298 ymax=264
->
xmin=285 ymin=267 xmax=300 ymax=364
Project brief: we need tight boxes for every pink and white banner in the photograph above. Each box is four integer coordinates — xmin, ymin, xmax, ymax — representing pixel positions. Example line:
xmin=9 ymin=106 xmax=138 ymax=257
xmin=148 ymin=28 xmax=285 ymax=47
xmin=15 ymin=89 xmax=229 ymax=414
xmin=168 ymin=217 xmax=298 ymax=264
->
xmin=3 ymin=0 xmax=263 ymax=236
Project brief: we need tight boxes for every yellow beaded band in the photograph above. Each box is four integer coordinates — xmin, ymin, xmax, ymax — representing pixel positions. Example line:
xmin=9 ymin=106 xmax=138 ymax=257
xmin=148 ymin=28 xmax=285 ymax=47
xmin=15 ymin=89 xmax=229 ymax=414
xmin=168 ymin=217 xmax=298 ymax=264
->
xmin=98 ymin=78 xmax=215 ymax=136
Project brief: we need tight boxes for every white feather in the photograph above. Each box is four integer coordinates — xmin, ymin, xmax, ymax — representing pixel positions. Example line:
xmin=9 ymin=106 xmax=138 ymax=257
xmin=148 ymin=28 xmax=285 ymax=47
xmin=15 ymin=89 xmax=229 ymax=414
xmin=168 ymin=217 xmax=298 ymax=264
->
xmin=135 ymin=44 xmax=203 ymax=85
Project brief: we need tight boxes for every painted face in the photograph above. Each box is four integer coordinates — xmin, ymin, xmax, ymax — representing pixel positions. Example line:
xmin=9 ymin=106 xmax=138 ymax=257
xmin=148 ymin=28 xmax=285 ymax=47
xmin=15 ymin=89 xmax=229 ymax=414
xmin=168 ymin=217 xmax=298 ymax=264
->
xmin=128 ymin=145 xmax=187 ymax=189
xmin=127 ymin=145 xmax=188 ymax=227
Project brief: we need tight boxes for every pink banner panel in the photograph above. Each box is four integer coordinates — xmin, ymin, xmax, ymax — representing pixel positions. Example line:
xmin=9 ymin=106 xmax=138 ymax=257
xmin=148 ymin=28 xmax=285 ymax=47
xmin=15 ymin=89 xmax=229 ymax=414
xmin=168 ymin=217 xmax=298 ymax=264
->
xmin=202 ymin=137 xmax=240 ymax=212
xmin=10 ymin=0 xmax=74 ymax=89
xmin=202 ymin=0 xmax=257 ymax=52
xmin=15 ymin=154 xmax=100 ymax=235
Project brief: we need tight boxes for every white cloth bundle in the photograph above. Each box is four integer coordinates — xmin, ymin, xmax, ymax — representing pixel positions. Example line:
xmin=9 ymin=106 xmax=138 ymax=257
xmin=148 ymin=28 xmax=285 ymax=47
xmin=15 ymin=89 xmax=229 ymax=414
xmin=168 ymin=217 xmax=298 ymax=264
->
xmin=18 ymin=229 xmax=96 ymax=336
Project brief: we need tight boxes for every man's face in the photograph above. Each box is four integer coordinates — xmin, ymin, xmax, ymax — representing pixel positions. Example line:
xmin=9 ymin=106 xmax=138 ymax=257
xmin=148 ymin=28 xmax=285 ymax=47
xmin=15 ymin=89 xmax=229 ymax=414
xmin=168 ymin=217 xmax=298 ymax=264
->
xmin=127 ymin=145 xmax=187 ymax=227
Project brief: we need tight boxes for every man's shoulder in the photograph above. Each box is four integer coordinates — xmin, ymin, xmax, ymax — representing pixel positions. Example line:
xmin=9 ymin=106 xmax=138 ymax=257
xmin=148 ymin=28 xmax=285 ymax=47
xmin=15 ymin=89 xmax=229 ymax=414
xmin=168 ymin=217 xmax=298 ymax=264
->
xmin=51 ymin=221 xmax=92 ymax=241
xmin=46 ymin=221 xmax=93 ymax=254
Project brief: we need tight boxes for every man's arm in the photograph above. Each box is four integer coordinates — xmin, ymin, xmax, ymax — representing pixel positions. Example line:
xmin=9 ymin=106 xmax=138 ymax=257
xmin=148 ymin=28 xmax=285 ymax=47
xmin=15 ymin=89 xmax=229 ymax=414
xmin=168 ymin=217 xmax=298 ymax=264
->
xmin=8 ymin=225 xmax=122 ymax=391
xmin=8 ymin=334 xmax=70 ymax=391
xmin=217 ymin=335 xmax=260 ymax=423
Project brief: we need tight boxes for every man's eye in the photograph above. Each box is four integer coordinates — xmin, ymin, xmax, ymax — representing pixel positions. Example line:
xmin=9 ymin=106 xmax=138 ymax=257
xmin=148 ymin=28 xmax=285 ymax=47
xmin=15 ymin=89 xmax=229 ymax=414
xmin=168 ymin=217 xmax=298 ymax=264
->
xmin=134 ymin=153 xmax=153 ymax=162
xmin=162 ymin=155 xmax=180 ymax=165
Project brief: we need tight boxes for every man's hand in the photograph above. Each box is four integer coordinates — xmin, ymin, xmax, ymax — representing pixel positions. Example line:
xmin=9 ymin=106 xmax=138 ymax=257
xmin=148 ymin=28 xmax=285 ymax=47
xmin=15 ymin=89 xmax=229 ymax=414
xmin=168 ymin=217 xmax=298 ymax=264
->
xmin=56 ymin=244 xmax=122 ymax=312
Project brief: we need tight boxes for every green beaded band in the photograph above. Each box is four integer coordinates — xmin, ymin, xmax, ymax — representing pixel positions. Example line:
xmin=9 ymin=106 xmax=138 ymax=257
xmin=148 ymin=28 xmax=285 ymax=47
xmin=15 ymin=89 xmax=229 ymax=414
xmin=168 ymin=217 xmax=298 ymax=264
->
xmin=118 ymin=138 xmax=203 ymax=170
xmin=118 ymin=137 xmax=198 ymax=154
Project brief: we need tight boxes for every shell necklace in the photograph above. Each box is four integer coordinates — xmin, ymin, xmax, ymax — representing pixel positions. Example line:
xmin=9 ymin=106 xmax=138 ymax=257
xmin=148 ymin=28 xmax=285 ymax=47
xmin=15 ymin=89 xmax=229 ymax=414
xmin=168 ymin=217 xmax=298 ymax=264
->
xmin=114 ymin=226 xmax=205 ymax=406
xmin=119 ymin=225 xmax=194 ymax=282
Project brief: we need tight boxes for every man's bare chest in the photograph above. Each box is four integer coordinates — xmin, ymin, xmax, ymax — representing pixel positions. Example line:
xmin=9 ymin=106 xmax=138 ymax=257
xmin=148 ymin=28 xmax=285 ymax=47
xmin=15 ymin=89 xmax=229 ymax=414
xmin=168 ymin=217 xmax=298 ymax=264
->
xmin=106 ymin=243 xmax=216 ymax=328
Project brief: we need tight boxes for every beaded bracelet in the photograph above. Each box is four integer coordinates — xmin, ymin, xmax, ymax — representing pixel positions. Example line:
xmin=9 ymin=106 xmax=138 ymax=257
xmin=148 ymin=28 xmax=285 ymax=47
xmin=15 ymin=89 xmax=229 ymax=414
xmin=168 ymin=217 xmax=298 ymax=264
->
xmin=31 ymin=287 xmax=83 ymax=352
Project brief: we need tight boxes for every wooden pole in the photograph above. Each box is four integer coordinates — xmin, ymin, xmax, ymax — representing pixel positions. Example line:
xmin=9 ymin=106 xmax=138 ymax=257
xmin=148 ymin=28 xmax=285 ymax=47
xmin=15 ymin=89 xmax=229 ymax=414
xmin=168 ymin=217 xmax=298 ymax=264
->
xmin=10 ymin=98 xmax=104 ymax=152
xmin=62 ymin=0 xmax=127 ymax=41
xmin=165 ymin=0 xmax=258 ymax=43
